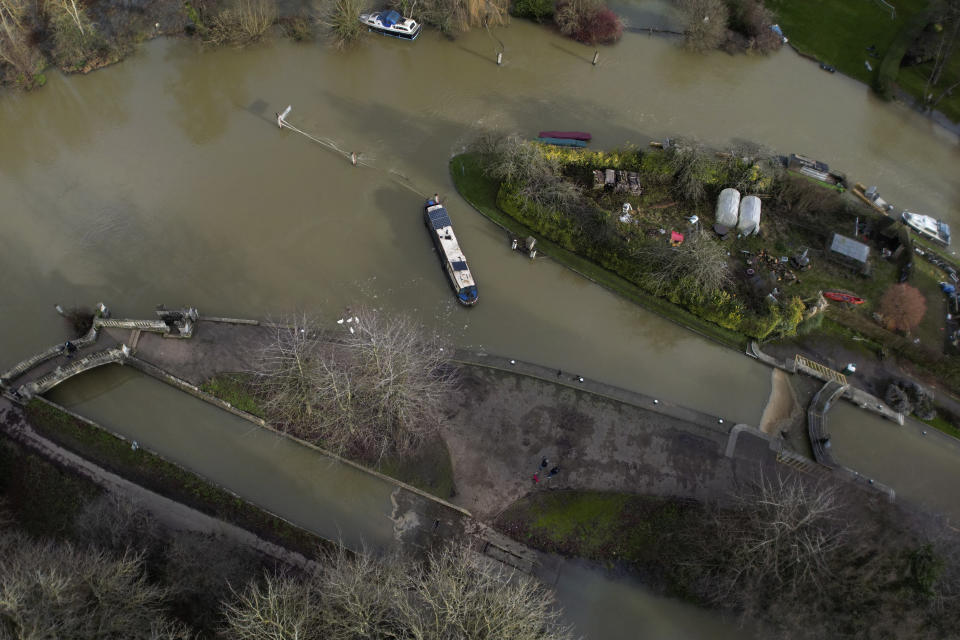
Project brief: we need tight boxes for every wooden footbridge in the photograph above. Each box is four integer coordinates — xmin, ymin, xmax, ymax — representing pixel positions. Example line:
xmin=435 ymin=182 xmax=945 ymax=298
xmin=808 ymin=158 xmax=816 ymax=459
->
xmin=748 ymin=342 xmax=903 ymax=425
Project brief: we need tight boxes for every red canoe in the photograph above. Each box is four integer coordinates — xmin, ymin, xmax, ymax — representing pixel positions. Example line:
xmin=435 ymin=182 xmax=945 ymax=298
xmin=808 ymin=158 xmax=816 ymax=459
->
xmin=538 ymin=131 xmax=592 ymax=141
xmin=823 ymin=292 xmax=865 ymax=304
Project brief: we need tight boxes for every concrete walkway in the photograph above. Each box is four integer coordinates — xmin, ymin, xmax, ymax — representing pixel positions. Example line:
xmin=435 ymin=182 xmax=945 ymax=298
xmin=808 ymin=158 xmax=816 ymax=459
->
xmin=452 ymin=350 xmax=734 ymax=435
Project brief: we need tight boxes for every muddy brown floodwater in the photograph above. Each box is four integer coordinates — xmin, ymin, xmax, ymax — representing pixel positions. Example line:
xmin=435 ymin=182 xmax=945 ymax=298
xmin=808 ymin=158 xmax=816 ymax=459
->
xmin=3 ymin=16 xmax=960 ymax=637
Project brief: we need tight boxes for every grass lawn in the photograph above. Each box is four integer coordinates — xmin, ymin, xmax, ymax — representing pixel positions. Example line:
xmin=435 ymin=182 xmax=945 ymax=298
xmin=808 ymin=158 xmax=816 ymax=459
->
xmin=24 ymin=399 xmax=326 ymax=557
xmin=450 ymin=153 xmax=749 ymax=351
xmin=767 ymin=0 xmax=928 ymax=85
xmin=911 ymin=259 xmax=948 ymax=352
xmin=920 ymin=413 xmax=960 ymax=439
xmin=200 ymin=374 xmax=265 ymax=417
xmin=767 ymin=0 xmax=958 ymax=122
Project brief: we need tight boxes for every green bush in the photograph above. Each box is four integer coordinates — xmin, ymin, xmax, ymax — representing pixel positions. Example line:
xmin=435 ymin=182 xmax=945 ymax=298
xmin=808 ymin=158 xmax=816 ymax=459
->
xmin=796 ymin=309 xmax=825 ymax=336
xmin=512 ymin=0 xmax=555 ymax=21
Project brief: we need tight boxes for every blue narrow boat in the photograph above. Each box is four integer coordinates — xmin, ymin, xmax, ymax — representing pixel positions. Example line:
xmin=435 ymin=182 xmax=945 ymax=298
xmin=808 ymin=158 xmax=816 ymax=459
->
xmin=536 ymin=137 xmax=587 ymax=148
xmin=424 ymin=199 xmax=478 ymax=306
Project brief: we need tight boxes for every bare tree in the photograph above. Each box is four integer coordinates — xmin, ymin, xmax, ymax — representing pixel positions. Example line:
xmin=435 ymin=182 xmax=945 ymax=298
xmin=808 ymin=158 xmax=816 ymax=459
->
xmin=641 ymin=231 xmax=731 ymax=299
xmin=402 ymin=0 xmax=509 ymax=34
xmin=221 ymin=543 xmax=574 ymax=640
xmin=409 ymin=544 xmax=573 ymax=639
xmin=923 ymin=1 xmax=960 ymax=109
xmin=207 ymin=0 xmax=277 ymax=46
xmin=221 ymin=571 xmax=320 ymax=640
xmin=879 ymin=283 xmax=927 ymax=334
xmin=0 ymin=0 xmax=42 ymax=81
xmin=316 ymin=0 xmax=367 ymax=50
xmin=252 ymin=309 xmax=457 ymax=462
xmin=0 ymin=530 xmax=191 ymax=639
xmin=687 ymin=474 xmax=847 ymax=605
xmin=675 ymin=0 xmax=729 ymax=52
xmin=72 ymin=493 xmax=165 ymax=555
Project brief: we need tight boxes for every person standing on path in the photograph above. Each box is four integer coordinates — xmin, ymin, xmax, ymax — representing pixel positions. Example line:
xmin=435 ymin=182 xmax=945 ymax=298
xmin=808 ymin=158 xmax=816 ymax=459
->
xmin=532 ymin=474 xmax=539 ymax=484
xmin=540 ymin=457 xmax=549 ymax=470
xmin=548 ymin=466 xmax=560 ymax=478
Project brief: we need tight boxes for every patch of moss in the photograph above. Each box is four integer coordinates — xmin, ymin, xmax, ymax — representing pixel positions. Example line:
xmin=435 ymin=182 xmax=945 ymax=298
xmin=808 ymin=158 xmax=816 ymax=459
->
xmin=200 ymin=374 xmax=265 ymax=417
xmin=496 ymin=490 xmax=699 ymax=578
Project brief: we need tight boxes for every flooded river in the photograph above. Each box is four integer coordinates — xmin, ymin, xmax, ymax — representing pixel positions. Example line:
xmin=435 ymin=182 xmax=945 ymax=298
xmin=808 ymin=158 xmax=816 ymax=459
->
xmin=829 ymin=403 xmax=960 ymax=520
xmin=1 ymin=20 xmax=958 ymax=423
xmin=3 ymin=13 xmax=960 ymax=636
xmin=48 ymin=365 xmax=747 ymax=639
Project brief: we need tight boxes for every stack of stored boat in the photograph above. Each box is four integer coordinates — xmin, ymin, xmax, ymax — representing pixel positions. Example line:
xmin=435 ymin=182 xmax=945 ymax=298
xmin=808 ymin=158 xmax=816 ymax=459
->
xmin=852 ymin=182 xmax=952 ymax=247
xmin=536 ymin=131 xmax=591 ymax=148
xmin=783 ymin=153 xmax=846 ymax=189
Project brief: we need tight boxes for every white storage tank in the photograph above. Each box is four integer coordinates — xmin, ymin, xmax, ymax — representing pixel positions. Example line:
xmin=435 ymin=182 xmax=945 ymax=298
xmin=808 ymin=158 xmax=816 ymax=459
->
xmin=738 ymin=195 xmax=762 ymax=235
xmin=714 ymin=188 xmax=740 ymax=234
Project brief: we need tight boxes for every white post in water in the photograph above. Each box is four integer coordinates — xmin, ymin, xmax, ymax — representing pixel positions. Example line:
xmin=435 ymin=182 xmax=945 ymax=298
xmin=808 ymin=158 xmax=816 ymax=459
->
xmin=277 ymin=105 xmax=292 ymax=129
xmin=592 ymin=50 xmax=599 ymax=65
xmin=497 ymin=52 xmax=502 ymax=65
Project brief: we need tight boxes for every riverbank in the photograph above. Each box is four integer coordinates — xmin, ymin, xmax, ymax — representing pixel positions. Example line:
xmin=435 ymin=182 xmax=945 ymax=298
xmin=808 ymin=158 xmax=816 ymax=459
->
xmin=449 ymin=153 xmax=748 ymax=351
xmin=13 ymin=317 xmax=958 ymax=638
xmin=451 ymin=142 xmax=960 ymax=435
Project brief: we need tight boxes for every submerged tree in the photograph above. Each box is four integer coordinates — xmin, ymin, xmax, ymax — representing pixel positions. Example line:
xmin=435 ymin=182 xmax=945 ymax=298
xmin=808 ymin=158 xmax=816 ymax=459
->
xmin=674 ymin=0 xmax=729 ymax=52
xmin=317 ymin=0 xmax=367 ymax=49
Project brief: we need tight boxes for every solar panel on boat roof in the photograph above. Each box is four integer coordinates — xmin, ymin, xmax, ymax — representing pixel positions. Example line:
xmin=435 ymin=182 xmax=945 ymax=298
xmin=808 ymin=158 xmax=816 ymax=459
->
xmin=452 ymin=261 xmax=468 ymax=271
xmin=427 ymin=207 xmax=452 ymax=230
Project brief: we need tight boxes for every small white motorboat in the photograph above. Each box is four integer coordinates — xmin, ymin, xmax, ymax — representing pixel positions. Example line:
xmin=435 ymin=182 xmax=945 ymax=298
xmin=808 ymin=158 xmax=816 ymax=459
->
xmin=902 ymin=211 xmax=951 ymax=247
xmin=359 ymin=10 xmax=421 ymax=40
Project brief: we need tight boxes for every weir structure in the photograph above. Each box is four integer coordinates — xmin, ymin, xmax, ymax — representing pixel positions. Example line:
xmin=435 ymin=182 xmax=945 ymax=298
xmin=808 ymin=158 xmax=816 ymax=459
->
xmin=0 ymin=303 xmax=541 ymax=576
